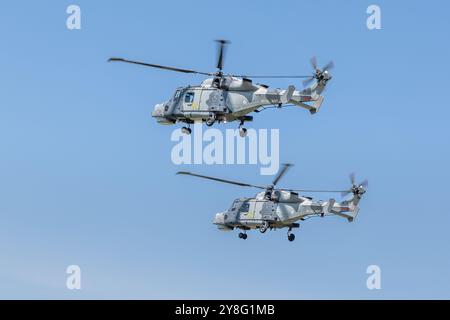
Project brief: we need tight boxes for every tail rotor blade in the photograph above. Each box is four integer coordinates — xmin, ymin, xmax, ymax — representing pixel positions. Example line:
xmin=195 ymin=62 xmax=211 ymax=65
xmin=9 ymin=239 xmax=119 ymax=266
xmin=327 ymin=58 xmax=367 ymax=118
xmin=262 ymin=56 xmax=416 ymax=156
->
xmin=360 ymin=179 xmax=369 ymax=188
xmin=341 ymin=189 xmax=352 ymax=198
xmin=302 ymin=76 xmax=314 ymax=87
xmin=310 ymin=56 xmax=318 ymax=70
xmin=349 ymin=172 xmax=356 ymax=185
xmin=322 ymin=60 xmax=335 ymax=72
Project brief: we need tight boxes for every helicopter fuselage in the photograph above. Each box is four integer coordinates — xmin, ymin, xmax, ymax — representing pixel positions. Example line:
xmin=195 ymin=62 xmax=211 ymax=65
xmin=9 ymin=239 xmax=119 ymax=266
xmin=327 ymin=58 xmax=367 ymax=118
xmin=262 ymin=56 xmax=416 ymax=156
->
xmin=213 ymin=189 xmax=361 ymax=232
xmin=177 ymin=164 xmax=366 ymax=242
xmin=151 ymin=76 xmax=327 ymax=127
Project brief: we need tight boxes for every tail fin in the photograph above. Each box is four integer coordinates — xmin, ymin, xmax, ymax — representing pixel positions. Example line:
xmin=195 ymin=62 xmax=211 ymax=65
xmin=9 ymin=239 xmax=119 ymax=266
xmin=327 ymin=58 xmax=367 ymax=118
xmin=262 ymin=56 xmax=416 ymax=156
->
xmin=334 ymin=192 xmax=364 ymax=222
xmin=281 ymin=85 xmax=295 ymax=104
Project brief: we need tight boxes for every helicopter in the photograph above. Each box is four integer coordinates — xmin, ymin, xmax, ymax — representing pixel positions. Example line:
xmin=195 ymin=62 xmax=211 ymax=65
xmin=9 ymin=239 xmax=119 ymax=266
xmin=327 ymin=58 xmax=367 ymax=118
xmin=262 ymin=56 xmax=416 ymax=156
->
xmin=109 ymin=40 xmax=334 ymax=137
xmin=177 ymin=164 xmax=367 ymax=241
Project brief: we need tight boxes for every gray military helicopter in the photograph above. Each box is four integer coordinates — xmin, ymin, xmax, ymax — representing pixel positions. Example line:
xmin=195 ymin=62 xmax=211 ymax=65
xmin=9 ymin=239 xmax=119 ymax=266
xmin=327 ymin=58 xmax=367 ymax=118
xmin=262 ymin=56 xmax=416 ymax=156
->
xmin=109 ymin=40 xmax=334 ymax=137
xmin=177 ymin=164 xmax=367 ymax=241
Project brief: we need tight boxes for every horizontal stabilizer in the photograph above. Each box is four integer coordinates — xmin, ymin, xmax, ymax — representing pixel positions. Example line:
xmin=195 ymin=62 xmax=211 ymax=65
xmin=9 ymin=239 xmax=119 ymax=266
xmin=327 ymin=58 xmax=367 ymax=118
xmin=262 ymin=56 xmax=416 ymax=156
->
xmin=334 ymin=207 xmax=360 ymax=223
xmin=289 ymin=95 xmax=324 ymax=114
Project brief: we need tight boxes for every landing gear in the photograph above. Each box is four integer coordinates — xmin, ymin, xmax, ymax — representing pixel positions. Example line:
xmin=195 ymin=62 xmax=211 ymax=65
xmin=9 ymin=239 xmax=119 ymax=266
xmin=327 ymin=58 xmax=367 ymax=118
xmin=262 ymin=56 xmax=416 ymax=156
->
xmin=181 ymin=126 xmax=192 ymax=135
xmin=239 ymin=127 xmax=247 ymax=137
xmin=259 ymin=221 xmax=269 ymax=233
xmin=206 ymin=116 xmax=216 ymax=127
xmin=238 ymin=119 xmax=247 ymax=137
xmin=287 ymin=227 xmax=295 ymax=242
xmin=238 ymin=232 xmax=248 ymax=240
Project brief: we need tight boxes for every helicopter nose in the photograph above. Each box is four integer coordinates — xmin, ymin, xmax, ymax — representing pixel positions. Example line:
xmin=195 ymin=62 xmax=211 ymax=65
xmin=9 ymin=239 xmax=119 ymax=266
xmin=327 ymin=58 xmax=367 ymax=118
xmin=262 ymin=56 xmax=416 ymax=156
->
xmin=151 ymin=103 xmax=164 ymax=117
xmin=213 ymin=212 xmax=226 ymax=224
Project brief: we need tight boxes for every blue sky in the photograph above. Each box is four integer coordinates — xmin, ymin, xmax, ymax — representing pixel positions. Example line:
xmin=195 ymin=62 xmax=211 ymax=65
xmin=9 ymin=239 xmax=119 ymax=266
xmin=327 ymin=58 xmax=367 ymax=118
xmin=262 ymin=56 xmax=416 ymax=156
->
xmin=0 ymin=0 xmax=449 ymax=299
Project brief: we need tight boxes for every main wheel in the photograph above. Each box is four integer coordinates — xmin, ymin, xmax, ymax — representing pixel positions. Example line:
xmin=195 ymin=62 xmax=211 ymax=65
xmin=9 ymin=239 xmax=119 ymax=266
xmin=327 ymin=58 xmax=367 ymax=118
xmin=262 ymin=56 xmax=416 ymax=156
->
xmin=259 ymin=222 xmax=268 ymax=233
xmin=206 ymin=117 xmax=215 ymax=126
xmin=181 ymin=127 xmax=192 ymax=135
xmin=288 ymin=233 xmax=295 ymax=242
xmin=242 ymin=233 xmax=248 ymax=240
xmin=239 ymin=128 xmax=247 ymax=137
xmin=238 ymin=232 xmax=244 ymax=239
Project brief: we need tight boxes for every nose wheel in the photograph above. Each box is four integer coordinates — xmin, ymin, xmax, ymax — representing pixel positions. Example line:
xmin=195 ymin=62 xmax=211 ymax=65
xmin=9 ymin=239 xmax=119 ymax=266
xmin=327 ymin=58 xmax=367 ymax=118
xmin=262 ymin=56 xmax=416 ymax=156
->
xmin=287 ymin=227 xmax=295 ymax=242
xmin=238 ymin=232 xmax=248 ymax=240
xmin=288 ymin=233 xmax=295 ymax=242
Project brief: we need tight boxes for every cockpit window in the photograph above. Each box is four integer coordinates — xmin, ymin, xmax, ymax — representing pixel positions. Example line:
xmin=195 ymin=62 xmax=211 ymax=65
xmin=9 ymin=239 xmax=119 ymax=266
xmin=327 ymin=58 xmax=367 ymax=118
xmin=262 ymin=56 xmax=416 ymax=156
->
xmin=230 ymin=200 xmax=239 ymax=211
xmin=184 ymin=92 xmax=195 ymax=103
xmin=174 ymin=90 xmax=181 ymax=100
xmin=239 ymin=202 xmax=250 ymax=213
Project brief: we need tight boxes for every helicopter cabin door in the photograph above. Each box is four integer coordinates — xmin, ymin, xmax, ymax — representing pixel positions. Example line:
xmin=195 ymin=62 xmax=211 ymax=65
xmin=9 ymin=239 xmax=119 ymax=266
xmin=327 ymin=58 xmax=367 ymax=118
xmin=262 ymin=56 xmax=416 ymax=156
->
xmin=199 ymin=88 xmax=226 ymax=113
xmin=181 ymin=89 xmax=202 ymax=112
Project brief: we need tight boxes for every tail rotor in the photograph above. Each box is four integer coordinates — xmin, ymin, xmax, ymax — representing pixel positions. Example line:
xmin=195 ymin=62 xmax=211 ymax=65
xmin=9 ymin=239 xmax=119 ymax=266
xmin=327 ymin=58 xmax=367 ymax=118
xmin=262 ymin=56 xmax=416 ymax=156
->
xmin=302 ymin=56 xmax=334 ymax=87
xmin=341 ymin=173 xmax=368 ymax=197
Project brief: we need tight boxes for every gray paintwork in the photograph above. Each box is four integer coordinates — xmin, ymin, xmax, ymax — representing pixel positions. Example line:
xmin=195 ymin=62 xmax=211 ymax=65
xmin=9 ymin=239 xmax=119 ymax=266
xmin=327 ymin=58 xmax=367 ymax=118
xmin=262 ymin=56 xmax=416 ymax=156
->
xmin=151 ymin=74 xmax=330 ymax=128
xmin=109 ymin=41 xmax=332 ymax=131
xmin=213 ymin=189 xmax=363 ymax=232
xmin=178 ymin=166 xmax=367 ymax=241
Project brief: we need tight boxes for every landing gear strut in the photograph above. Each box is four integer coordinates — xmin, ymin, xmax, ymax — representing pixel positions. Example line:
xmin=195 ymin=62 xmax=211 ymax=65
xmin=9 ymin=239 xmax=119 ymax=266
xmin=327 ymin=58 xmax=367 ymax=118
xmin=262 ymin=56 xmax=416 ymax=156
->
xmin=287 ymin=227 xmax=295 ymax=242
xmin=206 ymin=115 xmax=216 ymax=127
xmin=238 ymin=119 xmax=247 ymax=137
xmin=238 ymin=232 xmax=248 ymax=240
xmin=259 ymin=221 xmax=269 ymax=233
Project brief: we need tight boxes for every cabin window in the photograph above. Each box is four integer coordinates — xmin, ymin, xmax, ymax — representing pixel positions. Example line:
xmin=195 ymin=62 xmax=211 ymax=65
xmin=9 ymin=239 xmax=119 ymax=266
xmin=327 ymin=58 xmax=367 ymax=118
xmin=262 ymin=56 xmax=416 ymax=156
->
xmin=184 ymin=92 xmax=195 ymax=103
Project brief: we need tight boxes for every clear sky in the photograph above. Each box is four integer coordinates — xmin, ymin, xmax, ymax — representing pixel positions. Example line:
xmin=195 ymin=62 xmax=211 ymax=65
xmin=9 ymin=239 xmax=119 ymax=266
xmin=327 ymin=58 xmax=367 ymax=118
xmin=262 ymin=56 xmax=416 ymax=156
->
xmin=0 ymin=0 xmax=449 ymax=299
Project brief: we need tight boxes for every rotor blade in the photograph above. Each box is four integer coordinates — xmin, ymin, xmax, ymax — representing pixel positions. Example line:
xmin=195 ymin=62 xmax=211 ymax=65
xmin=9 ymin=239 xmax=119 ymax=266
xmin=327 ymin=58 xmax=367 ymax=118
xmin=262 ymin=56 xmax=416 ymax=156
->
xmin=176 ymin=171 xmax=266 ymax=189
xmin=310 ymin=56 xmax=318 ymax=70
xmin=359 ymin=179 xmax=369 ymax=188
xmin=341 ymin=190 xmax=352 ymax=197
xmin=322 ymin=60 xmax=335 ymax=72
xmin=286 ymin=188 xmax=348 ymax=193
xmin=272 ymin=163 xmax=292 ymax=186
xmin=349 ymin=172 xmax=356 ymax=185
xmin=215 ymin=39 xmax=229 ymax=71
xmin=232 ymin=75 xmax=313 ymax=79
xmin=108 ymin=57 xmax=212 ymax=76
xmin=302 ymin=77 xmax=315 ymax=87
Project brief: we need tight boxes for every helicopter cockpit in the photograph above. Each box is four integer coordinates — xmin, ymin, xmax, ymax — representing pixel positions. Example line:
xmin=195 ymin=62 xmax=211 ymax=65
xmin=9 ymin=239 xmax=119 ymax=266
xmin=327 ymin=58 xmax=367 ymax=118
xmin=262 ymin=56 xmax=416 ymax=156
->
xmin=151 ymin=88 xmax=185 ymax=124
xmin=213 ymin=198 xmax=249 ymax=227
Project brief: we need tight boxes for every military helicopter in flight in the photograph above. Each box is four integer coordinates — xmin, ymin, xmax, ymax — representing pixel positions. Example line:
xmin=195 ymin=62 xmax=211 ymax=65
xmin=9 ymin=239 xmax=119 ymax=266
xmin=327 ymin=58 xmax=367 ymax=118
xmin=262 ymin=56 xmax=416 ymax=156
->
xmin=177 ymin=164 xmax=367 ymax=241
xmin=109 ymin=40 xmax=334 ymax=137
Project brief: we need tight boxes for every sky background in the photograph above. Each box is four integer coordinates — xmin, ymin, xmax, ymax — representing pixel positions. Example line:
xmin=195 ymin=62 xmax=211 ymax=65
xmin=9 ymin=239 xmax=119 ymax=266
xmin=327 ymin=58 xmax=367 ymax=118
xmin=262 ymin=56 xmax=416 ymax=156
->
xmin=0 ymin=0 xmax=449 ymax=299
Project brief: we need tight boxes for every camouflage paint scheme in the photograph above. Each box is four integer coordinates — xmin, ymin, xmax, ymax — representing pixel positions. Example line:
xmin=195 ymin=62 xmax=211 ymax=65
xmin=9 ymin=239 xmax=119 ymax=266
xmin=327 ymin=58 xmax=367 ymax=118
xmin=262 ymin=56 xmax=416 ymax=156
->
xmin=213 ymin=188 xmax=364 ymax=233
xmin=151 ymin=73 xmax=330 ymax=126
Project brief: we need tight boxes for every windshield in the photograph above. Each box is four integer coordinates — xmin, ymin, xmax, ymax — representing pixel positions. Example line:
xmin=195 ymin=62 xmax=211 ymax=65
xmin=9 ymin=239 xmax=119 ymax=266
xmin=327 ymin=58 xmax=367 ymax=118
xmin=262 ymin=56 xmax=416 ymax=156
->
xmin=229 ymin=199 xmax=240 ymax=211
xmin=172 ymin=89 xmax=182 ymax=103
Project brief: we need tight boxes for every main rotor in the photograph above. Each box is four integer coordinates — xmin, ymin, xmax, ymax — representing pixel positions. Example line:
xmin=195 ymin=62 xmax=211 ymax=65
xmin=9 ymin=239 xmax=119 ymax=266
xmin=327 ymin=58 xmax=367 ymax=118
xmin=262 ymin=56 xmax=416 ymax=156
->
xmin=108 ymin=40 xmax=332 ymax=86
xmin=177 ymin=164 xmax=366 ymax=198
